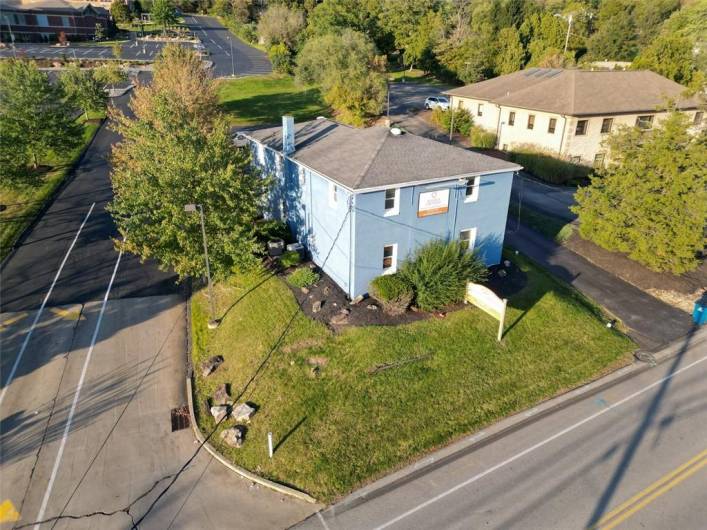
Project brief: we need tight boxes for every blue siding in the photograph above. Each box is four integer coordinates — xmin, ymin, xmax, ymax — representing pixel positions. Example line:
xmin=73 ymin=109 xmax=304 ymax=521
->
xmin=250 ymin=140 xmax=513 ymax=299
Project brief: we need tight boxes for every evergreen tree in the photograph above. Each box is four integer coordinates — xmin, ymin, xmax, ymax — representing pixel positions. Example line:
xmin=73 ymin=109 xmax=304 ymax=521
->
xmin=633 ymin=34 xmax=696 ymax=86
xmin=109 ymin=46 xmax=267 ymax=278
xmin=0 ymin=59 xmax=81 ymax=173
xmin=572 ymin=112 xmax=707 ymax=274
xmin=494 ymin=26 xmax=525 ymax=75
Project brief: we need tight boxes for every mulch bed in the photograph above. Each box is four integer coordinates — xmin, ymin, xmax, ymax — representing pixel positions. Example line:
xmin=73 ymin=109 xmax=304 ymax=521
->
xmin=283 ymin=260 xmax=528 ymax=330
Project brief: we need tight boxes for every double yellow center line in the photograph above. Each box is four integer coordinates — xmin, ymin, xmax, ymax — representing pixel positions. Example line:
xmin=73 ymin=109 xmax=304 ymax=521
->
xmin=592 ymin=447 xmax=707 ymax=529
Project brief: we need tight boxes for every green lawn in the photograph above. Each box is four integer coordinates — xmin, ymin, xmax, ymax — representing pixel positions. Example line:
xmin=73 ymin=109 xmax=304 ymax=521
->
xmin=509 ymin=201 xmax=575 ymax=243
xmin=0 ymin=116 xmax=102 ymax=260
xmin=387 ymin=68 xmax=450 ymax=87
xmin=216 ymin=75 xmax=329 ymax=126
xmin=191 ymin=251 xmax=634 ymax=501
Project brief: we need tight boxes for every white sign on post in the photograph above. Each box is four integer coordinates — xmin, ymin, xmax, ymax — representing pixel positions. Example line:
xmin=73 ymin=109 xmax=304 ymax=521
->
xmin=465 ymin=282 xmax=507 ymax=341
xmin=418 ymin=189 xmax=450 ymax=217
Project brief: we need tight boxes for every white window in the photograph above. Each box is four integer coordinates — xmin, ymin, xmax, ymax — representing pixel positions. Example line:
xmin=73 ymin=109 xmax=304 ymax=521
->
xmin=636 ymin=115 xmax=654 ymax=130
xmin=382 ymin=244 xmax=397 ymax=274
xmin=383 ymin=188 xmax=399 ymax=217
xmin=477 ymin=103 xmax=483 ymax=117
xmin=328 ymin=181 xmax=338 ymax=208
xmin=459 ymin=228 xmax=477 ymax=252
xmin=464 ymin=176 xmax=480 ymax=203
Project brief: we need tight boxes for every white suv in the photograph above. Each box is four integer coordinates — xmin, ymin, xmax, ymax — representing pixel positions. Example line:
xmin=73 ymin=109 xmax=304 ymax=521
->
xmin=424 ymin=96 xmax=449 ymax=110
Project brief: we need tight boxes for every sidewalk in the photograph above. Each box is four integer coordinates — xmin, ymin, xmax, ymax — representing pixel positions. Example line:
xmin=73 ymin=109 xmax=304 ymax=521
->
xmin=505 ymin=223 xmax=693 ymax=351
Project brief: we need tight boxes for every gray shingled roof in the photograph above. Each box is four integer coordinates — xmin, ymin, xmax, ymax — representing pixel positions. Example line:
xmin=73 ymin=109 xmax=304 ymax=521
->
xmin=242 ymin=119 xmax=520 ymax=191
xmin=445 ymin=68 xmax=700 ymax=116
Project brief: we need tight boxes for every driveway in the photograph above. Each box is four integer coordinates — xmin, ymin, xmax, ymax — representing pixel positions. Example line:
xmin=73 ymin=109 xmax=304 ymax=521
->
xmin=0 ymin=84 xmax=314 ymax=528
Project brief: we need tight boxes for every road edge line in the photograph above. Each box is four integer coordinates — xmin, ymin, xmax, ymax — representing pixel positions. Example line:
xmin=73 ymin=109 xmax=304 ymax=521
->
xmin=183 ymin=282 xmax=318 ymax=505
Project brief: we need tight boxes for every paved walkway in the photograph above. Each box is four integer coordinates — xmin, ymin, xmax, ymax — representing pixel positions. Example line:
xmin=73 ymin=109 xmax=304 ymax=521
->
xmin=505 ymin=223 xmax=693 ymax=351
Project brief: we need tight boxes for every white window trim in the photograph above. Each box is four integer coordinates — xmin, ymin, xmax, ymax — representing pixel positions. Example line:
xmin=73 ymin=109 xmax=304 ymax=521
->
xmin=460 ymin=228 xmax=477 ymax=252
xmin=383 ymin=187 xmax=400 ymax=217
xmin=464 ymin=176 xmax=480 ymax=203
xmin=328 ymin=181 xmax=338 ymax=208
xmin=382 ymin=243 xmax=398 ymax=275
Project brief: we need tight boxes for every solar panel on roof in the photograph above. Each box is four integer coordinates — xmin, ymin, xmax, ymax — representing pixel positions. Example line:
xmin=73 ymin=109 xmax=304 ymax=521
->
xmin=545 ymin=69 xmax=563 ymax=78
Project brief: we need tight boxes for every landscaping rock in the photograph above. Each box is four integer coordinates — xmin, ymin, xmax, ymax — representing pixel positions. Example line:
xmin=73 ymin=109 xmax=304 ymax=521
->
xmin=330 ymin=309 xmax=350 ymax=326
xmin=498 ymin=269 xmax=507 ymax=277
xmin=350 ymin=294 xmax=366 ymax=305
xmin=232 ymin=403 xmax=256 ymax=422
xmin=340 ymin=308 xmax=351 ymax=315
xmin=323 ymin=286 xmax=330 ymax=295
xmin=201 ymin=355 xmax=224 ymax=377
xmin=210 ymin=405 xmax=230 ymax=423
xmin=213 ymin=383 xmax=230 ymax=406
xmin=312 ymin=300 xmax=323 ymax=313
xmin=301 ymin=287 xmax=310 ymax=294
xmin=220 ymin=425 xmax=246 ymax=448
xmin=504 ymin=260 xmax=512 ymax=268
xmin=366 ymin=304 xmax=378 ymax=311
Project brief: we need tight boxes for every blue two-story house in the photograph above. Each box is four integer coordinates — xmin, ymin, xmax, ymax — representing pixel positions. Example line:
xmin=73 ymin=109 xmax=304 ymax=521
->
xmin=239 ymin=117 xmax=521 ymax=299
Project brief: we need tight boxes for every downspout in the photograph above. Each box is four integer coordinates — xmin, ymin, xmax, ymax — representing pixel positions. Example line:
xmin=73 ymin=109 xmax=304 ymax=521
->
xmin=348 ymin=194 xmax=355 ymax=298
xmin=494 ymin=104 xmax=503 ymax=148
xmin=558 ymin=115 xmax=569 ymax=156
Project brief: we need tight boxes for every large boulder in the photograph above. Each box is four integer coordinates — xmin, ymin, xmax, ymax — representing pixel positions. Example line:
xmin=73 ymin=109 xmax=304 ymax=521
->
xmin=201 ymin=355 xmax=224 ymax=377
xmin=232 ymin=403 xmax=256 ymax=422
xmin=210 ymin=405 xmax=230 ymax=423
xmin=220 ymin=425 xmax=246 ymax=448
xmin=213 ymin=383 xmax=230 ymax=406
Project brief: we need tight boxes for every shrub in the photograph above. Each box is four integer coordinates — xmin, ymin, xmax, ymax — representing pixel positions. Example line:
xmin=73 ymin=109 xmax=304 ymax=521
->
xmin=287 ymin=267 xmax=319 ymax=288
xmin=268 ymin=43 xmax=294 ymax=74
xmin=508 ymin=145 xmax=591 ymax=185
xmin=469 ymin=126 xmax=497 ymax=149
xmin=369 ymin=273 xmax=414 ymax=315
xmin=279 ymin=250 xmax=301 ymax=268
xmin=431 ymin=107 xmax=473 ymax=136
xmin=254 ymin=219 xmax=290 ymax=245
xmin=400 ymin=240 xmax=488 ymax=311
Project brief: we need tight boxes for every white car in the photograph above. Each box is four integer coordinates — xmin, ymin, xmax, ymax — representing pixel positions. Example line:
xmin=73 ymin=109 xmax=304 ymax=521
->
xmin=424 ymin=96 xmax=449 ymax=110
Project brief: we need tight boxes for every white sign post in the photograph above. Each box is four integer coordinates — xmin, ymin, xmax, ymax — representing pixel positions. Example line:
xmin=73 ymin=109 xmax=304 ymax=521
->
xmin=465 ymin=282 xmax=508 ymax=341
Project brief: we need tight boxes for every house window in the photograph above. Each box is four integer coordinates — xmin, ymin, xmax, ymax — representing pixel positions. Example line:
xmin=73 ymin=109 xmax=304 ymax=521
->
xmin=502 ymin=144 xmax=508 ymax=151
xmin=459 ymin=228 xmax=477 ymax=252
xmin=548 ymin=118 xmax=557 ymax=134
xmin=694 ymin=112 xmax=704 ymax=126
xmin=465 ymin=176 xmax=480 ymax=203
xmin=636 ymin=115 xmax=654 ymax=130
xmin=593 ymin=152 xmax=606 ymax=169
xmin=382 ymin=244 xmax=397 ymax=273
xmin=384 ymin=188 xmax=400 ymax=217
xmin=570 ymin=155 xmax=582 ymax=164
xmin=477 ymin=103 xmax=483 ymax=117
xmin=328 ymin=182 xmax=338 ymax=208
xmin=508 ymin=111 xmax=515 ymax=126
xmin=527 ymin=114 xmax=535 ymax=130
xmin=601 ymin=118 xmax=613 ymax=134
xmin=575 ymin=120 xmax=588 ymax=135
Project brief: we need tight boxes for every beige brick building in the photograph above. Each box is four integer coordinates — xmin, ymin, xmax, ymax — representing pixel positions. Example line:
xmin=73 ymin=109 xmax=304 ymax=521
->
xmin=445 ymin=68 xmax=704 ymax=168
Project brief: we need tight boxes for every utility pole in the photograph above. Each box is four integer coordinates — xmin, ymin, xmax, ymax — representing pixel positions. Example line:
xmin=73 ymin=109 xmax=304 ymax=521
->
xmin=184 ymin=203 xmax=219 ymax=329
xmin=229 ymin=35 xmax=235 ymax=77
xmin=449 ymin=98 xmax=455 ymax=143
xmin=563 ymin=13 xmax=573 ymax=54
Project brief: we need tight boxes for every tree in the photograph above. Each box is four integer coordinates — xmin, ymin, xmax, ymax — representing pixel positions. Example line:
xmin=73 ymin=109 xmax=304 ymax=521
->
xmin=400 ymin=10 xmax=444 ymax=72
xmin=94 ymin=62 xmax=127 ymax=89
xmin=633 ymin=34 xmax=696 ymax=86
xmin=59 ymin=64 xmax=107 ymax=120
xmin=586 ymin=0 xmax=637 ymax=61
xmin=572 ymin=112 xmax=707 ymax=274
xmin=257 ymin=4 xmax=305 ymax=49
xmin=109 ymin=45 xmax=266 ymax=279
xmin=306 ymin=0 xmax=391 ymax=53
xmin=268 ymin=43 xmax=294 ymax=74
xmin=151 ymin=0 xmax=178 ymax=32
xmin=494 ymin=26 xmax=525 ymax=75
xmin=379 ymin=0 xmax=441 ymax=67
xmin=296 ymin=30 xmax=387 ymax=125
xmin=111 ymin=0 xmax=130 ymax=23
xmin=0 ymin=59 xmax=81 ymax=173
xmin=520 ymin=12 xmax=567 ymax=66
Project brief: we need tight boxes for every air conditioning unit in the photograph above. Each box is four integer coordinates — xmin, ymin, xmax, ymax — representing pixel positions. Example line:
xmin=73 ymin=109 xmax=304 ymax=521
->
xmin=286 ymin=242 xmax=305 ymax=257
xmin=267 ymin=239 xmax=285 ymax=256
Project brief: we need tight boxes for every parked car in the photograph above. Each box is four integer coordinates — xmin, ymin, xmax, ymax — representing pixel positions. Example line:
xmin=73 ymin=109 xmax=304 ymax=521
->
xmin=424 ymin=96 xmax=449 ymax=110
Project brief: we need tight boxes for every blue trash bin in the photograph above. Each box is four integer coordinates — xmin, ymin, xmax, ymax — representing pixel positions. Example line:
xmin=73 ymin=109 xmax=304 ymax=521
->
xmin=694 ymin=301 xmax=707 ymax=326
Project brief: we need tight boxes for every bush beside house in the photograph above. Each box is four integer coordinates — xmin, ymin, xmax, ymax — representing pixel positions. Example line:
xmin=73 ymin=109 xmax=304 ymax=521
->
xmin=369 ymin=273 xmax=414 ymax=315
xmin=508 ymin=145 xmax=592 ymax=185
xmin=469 ymin=125 xmax=497 ymax=149
xmin=287 ymin=267 xmax=320 ymax=288
xmin=431 ymin=107 xmax=473 ymax=136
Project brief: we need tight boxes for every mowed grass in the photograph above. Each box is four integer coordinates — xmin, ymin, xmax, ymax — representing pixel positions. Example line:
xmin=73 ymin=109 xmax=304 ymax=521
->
xmin=191 ymin=252 xmax=634 ymax=501
xmin=0 ymin=116 xmax=102 ymax=260
xmin=216 ymin=75 xmax=329 ymax=126
xmin=387 ymin=68 xmax=450 ymax=86
xmin=509 ymin=201 xmax=575 ymax=243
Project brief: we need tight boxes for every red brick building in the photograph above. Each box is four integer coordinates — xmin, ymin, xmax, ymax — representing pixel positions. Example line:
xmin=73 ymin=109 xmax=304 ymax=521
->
xmin=1 ymin=0 xmax=113 ymax=43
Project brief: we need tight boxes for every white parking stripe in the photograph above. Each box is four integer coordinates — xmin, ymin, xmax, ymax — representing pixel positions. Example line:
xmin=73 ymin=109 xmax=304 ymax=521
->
xmin=34 ymin=246 xmax=125 ymax=529
xmin=0 ymin=203 xmax=95 ymax=410
xmin=373 ymin=351 xmax=707 ymax=530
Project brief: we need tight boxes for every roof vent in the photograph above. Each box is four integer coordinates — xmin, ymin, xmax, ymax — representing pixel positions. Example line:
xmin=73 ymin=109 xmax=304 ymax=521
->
xmin=390 ymin=127 xmax=403 ymax=136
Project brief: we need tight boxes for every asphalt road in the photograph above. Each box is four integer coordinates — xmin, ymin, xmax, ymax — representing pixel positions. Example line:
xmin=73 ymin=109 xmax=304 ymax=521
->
xmin=1 ymin=16 xmax=271 ymax=78
xmin=182 ymin=15 xmax=271 ymax=78
xmin=0 ymin=87 xmax=314 ymax=528
xmin=298 ymin=328 xmax=707 ymax=529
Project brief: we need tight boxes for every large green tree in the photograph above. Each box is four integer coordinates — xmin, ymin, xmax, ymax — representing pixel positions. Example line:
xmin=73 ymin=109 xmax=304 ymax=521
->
xmin=110 ymin=0 xmax=130 ymax=23
xmin=306 ymin=0 xmax=392 ymax=53
xmin=151 ymin=0 xmax=178 ymax=32
xmin=59 ymin=64 xmax=107 ymax=120
xmin=109 ymin=46 xmax=266 ymax=278
xmin=572 ymin=112 xmax=707 ymax=274
xmin=494 ymin=26 xmax=525 ymax=75
xmin=257 ymin=3 xmax=305 ymax=48
xmin=586 ymin=0 xmax=638 ymax=61
xmin=632 ymin=34 xmax=696 ymax=85
xmin=296 ymin=29 xmax=387 ymax=125
xmin=0 ymin=59 xmax=81 ymax=175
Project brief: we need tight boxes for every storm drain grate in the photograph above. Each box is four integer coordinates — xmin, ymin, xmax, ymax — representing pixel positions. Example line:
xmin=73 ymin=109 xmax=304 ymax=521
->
xmin=171 ymin=405 xmax=191 ymax=432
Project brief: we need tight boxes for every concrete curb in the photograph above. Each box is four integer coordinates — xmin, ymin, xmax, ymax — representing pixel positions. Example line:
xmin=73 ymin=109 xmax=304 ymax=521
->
xmin=0 ymin=117 xmax=106 ymax=271
xmin=330 ymin=324 xmax=707 ymax=515
xmin=183 ymin=285 xmax=317 ymax=505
